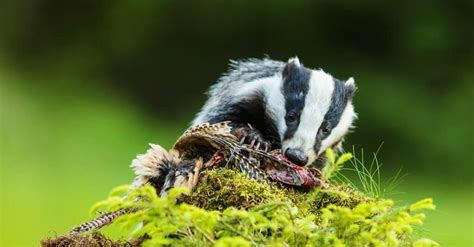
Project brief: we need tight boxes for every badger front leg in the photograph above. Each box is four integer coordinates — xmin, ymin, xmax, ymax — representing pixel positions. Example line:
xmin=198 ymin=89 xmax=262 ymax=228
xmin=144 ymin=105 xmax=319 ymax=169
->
xmin=229 ymin=123 xmax=271 ymax=152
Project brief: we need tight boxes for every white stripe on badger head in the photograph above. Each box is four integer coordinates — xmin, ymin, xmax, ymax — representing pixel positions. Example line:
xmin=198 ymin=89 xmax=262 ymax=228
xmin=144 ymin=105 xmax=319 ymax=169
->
xmin=282 ymin=70 xmax=335 ymax=165
xmin=226 ymin=73 xmax=288 ymax=140
xmin=262 ymin=75 xmax=287 ymax=139
xmin=208 ymin=74 xmax=287 ymax=139
xmin=319 ymin=103 xmax=355 ymax=156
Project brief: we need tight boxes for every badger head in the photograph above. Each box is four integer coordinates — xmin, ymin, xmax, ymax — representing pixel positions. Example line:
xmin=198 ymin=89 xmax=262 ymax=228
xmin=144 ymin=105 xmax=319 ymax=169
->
xmin=265 ymin=57 xmax=357 ymax=167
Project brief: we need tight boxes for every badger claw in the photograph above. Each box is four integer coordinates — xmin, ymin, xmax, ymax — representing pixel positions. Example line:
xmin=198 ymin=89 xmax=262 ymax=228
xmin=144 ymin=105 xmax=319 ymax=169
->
xmin=263 ymin=142 xmax=270 ymax=152
xmin=255 ymin=142 xmax=261 ymax=150
xmin=230 ymin=123 xmax=272 ymax=152
xmin=249 ymin=136 xmax=257 ymax=148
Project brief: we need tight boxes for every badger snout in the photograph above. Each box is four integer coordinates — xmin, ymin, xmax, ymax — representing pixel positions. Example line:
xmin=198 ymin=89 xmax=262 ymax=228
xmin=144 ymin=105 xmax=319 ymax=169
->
xmin=284 ymin=148 xmax=308 ymax=166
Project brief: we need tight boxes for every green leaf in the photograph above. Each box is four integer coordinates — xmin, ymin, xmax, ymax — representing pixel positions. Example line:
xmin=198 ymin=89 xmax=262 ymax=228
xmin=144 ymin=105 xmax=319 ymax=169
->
xmin=409 ymin=198 xmax=436 ymax=211
xmin=336 ymin=153 xmax=353 ymax=166
xmin=326 ymin=148 xmax=336 ymax=164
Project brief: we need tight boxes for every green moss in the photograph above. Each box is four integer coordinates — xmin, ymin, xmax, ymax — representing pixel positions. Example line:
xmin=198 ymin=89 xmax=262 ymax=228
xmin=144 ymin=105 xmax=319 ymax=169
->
xmin=179 ymin=169 xmax=291 ymax=210
xmin=307 ymin=184 xmax=373 ymax=212
xmin=180 ymin=168 xmax=373 ymax=217
xmin=88 ymin=184 xmax=437 ymax=246
xmin=52 ymin=152 xmax=437 ymax=246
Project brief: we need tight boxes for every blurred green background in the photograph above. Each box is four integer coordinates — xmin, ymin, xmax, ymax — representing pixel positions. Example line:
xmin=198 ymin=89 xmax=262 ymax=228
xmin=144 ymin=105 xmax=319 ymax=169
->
xmin=0 ymin=1 xmax=472 ymax=246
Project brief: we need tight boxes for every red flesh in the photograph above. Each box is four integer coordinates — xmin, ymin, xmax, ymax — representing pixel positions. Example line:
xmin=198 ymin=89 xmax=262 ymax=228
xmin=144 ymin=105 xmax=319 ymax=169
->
xmin=207 ymin=150 xmax=325 ymax=189
xmin=265 ymin=153 xmax=321 ymax=189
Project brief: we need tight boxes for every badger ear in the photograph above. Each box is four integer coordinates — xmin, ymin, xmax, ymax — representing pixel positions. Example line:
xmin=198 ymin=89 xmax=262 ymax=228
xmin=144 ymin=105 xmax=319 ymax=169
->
xmin=345 ymin=77 xmax=357 ymax=98
xmin=287 ymin=57 xmax=301 ymax=66
xmin=282 ymin=57 xmax=301 ymax=79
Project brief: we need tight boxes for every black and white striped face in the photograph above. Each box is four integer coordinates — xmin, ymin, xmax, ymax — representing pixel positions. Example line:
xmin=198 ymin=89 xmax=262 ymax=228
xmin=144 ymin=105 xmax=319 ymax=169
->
xmin=266 ymin=58 xmax=356 ymax=166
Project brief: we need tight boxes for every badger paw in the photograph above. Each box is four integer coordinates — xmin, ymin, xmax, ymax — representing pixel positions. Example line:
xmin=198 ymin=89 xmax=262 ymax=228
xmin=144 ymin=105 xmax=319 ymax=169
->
xmin=230 ymin=123 xmax=272 ymax=152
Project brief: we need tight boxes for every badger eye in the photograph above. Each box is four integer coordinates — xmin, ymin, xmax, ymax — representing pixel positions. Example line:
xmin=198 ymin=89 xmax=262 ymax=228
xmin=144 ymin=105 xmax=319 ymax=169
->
xmin=286 ymin=112 xmax=298 ymax=124
xmin=321 ymin=122 xmax=331 ymax=135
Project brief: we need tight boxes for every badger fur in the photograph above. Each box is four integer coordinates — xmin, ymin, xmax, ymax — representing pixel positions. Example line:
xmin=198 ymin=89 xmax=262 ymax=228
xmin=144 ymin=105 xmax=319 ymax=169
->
xmin=193 ymin=57 xmax=356 ymax=168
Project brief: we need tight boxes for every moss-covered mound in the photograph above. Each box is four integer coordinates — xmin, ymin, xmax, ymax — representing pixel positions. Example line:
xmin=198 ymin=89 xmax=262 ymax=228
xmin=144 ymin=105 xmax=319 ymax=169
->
xmin=50 ymin=167 xmax=434 ymax=246
xmin=43 ymin=166 xmax=438 ymax=246
xmin=42 ymin=148 xmax=438 ymax=246
xmin=180 ymin=168 xmax=371 ymax=215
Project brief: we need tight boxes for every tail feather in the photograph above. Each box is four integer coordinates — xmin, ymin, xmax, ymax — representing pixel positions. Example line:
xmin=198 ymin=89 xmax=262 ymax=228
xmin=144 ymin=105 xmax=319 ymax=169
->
xmin=69 ymin=208 xmax=137 ymax=235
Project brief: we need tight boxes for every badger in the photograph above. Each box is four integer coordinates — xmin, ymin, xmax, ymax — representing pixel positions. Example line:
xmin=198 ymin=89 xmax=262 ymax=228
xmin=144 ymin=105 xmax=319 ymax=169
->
xmin=192 ymin=57 xmax=356 ymax=168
